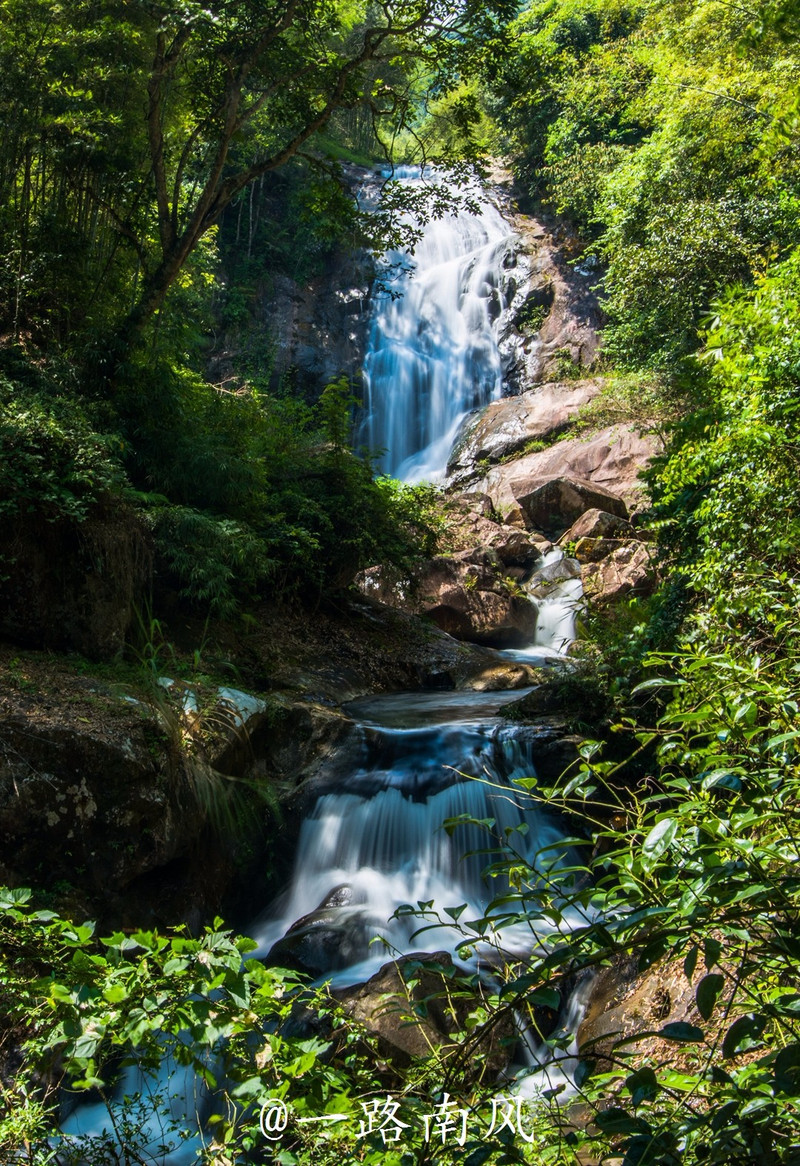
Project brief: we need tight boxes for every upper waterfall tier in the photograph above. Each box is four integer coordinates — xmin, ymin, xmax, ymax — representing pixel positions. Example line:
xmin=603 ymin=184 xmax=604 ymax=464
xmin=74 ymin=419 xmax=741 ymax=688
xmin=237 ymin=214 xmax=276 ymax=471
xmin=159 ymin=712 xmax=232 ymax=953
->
xmin=358 ymin=168 xmax=515 ymax=482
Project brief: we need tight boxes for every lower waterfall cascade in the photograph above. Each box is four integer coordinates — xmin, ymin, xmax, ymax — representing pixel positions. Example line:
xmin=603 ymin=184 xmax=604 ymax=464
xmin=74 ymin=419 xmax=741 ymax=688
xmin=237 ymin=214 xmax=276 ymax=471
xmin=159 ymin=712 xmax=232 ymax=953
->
xmin=253 ymin=688 xmax=583 ymax=989
xmin=59 ymin=168 xmax=589 ymax=1162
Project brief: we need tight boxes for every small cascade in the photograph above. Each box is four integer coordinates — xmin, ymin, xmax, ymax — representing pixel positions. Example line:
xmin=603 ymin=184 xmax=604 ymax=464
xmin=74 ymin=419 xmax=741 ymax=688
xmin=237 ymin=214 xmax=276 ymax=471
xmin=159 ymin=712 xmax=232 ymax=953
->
xmin=253 ymin=690 xmax=574 ymax=987
xmin=501 ymin=548 xmax=584 ymax=666
xmin=358 ymin=167 xmax=513 ymax=482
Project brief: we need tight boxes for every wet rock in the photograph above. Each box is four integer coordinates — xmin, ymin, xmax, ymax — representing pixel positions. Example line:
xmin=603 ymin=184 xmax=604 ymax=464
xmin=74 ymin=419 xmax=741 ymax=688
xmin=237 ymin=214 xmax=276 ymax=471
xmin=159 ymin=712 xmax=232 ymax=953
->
xmin=319 ymin=884 xmax=354 ymax=909
xmin=333 ymin=953 xmax=515 ymax=1078
xmin=490 ymin=209 xmax=604 ymax=396
xmin=217 ymin=695 xmax=355 ymax=794
xmin=496 ymin=719 xmax=583 ymax=783
xmin=463 ymin=664 xmax=537 ymax=692
xmin=525 ymin=554 xmax=582 ymax=600
xmin=507 ymin=684 xmax=608 ymax=739
xmin=446 ymin=380 xmax=602 ymax=488
xmin=559 ymin=508 xmax=637 ymax=544
xmin=513 ymin=476 xmax=628 ymax=537
xmin=580 ymin=542 xmax=656 ymax=608
xmin=265 ymin=908 xmax=377 ymax=977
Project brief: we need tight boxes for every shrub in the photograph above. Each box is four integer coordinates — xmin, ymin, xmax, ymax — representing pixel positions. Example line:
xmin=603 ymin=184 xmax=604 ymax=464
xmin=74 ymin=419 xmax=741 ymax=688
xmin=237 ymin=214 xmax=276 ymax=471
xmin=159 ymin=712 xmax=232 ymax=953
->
xmin=0 ymin=381 xmax=125 ymax=523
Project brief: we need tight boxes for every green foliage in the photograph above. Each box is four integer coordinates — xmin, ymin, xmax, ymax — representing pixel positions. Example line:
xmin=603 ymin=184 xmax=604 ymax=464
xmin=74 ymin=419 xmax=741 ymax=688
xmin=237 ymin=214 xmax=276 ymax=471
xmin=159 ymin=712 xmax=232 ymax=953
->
xmin=150 ymin=507 xmax=277 ymax=618
xmin=489 ymin=0 xmax=800 ymax=375
xmin=122 ymin=372 xmax=444 ymax=612
xmin=652 ymin=246 xmax=800 ymax=598
xmin=404 ymin=619 xmax=800 ymax=1164
xmin=571 ymin=371 xmax=684 ymax=441
xmin=0 ymin=891 xmax=385 ymax=1164
xmin=0 ymin=890 xmax=567 ymax=1166
xmin=0 ymin=379 xmax=126 ymax=522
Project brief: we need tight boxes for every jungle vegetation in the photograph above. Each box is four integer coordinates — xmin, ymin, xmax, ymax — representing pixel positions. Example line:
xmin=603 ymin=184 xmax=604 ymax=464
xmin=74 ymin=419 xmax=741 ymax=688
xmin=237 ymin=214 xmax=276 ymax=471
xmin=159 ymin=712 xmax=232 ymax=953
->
xmin=2 ymin=0 xmax=800 ymax=1163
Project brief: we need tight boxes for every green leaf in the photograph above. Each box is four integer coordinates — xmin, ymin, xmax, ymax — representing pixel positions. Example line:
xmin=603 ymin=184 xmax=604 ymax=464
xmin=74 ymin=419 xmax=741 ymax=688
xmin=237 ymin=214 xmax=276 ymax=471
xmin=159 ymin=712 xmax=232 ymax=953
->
xmin=625 ymin=1066 xmax=659 ymax=1105
xmin=696 ymin=973 xmax=725 ymax=1021
xmin=641 ymin=818 xmax=678 ymax=871
xmin=774 ymin=1043 xmax=800 ymax=1093
xmin=659 ymin=1022 xmax=705 ymax=1043
xmin=683 ymin=945 xmax=699 ymax=982
xmin=722 ymin=1014 xmax=765 ymax=1059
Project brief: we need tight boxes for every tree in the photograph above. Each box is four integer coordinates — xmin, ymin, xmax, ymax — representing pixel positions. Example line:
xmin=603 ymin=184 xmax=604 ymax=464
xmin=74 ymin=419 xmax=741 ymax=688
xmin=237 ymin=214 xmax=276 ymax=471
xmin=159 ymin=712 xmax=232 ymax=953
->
xmin=106 ymin=0 xmax=514 ymax=357
xmin=0 ymin=0 xmax=514 ymax=369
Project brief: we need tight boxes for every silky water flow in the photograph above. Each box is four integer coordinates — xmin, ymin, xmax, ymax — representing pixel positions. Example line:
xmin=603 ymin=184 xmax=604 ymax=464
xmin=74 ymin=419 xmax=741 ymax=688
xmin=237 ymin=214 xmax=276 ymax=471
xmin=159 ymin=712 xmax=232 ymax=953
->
xmin=59 ymin=168 xmax=589 ymax=1162
xmin=358 ymin=166 xmax=510 ymax=482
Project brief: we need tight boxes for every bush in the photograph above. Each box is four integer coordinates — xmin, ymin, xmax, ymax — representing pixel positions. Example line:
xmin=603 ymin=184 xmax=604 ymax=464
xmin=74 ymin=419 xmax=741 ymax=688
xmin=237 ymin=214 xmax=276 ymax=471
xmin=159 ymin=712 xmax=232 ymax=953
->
xmin=0 ymin=381 xmax=126 ymax=523
xmin=150 ymin=506 xmax=278 ymax=618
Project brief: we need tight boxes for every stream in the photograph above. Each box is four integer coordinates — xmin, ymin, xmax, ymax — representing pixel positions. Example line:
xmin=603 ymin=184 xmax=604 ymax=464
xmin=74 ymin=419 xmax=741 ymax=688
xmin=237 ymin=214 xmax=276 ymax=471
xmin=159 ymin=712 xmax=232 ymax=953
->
xmin=60 ymin=165 xmax=587 ymax=1162
xmin=253 ymin=686 xmax=577 ymax=989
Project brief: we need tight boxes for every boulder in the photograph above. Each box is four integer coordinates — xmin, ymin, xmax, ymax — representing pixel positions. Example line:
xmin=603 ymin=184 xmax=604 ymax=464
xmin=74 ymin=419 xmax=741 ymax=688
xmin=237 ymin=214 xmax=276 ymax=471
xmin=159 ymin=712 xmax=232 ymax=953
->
xmin=0 ymin=695 xmax=206 ymax=919
xmin=571 ymin=537 xmax=636 ymax=565
xmin=513 ymin=476 xmax=628 ymax=536
xmin=481 ymin=426 xmax=658 ymax=519
xmin=581 ymin=542 xmax=656 ymax=608
xmin=333 ymin=953 xmax=515 ymax=1078
xmin=578 ymin=955 xmax=700 ymax=1066
xmin=446 ymin=380 xmax=602 ymax=487
xmin=412 ymin=554 xmax=539 ymax=647
xmin=525 ymin=554 xmax=582 ymax=600
xmin=355 ymin=544 xmax=542 ymax=649
xmin=559 ymin=508 xmax=637 ymax=544
xmin=265 ymin=904 xmax=376 ymax=977
xmin=462 ymin=663 xmax=537 ymax=692
xmin=492 ymin=529 xmax=543 ymax=566
xmin=440 ymin=493 xmax=548 ymax=563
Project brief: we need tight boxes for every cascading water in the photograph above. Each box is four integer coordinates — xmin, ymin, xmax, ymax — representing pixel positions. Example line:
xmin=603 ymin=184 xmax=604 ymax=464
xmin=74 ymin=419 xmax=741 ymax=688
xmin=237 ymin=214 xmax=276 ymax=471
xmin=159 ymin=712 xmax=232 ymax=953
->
xmin=501 ymin=548 xmax=585 ymax=665
xmin=358 ymin=167 xmax=513 ymax=482
xmin=62 ymin=170 xmax=590 ymax=1161
xmin=253 ymin=690 xmax=580 ymax=989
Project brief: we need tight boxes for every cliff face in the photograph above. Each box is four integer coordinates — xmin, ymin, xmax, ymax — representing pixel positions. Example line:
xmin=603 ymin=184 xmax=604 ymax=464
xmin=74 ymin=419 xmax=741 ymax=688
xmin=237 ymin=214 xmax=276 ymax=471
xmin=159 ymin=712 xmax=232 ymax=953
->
xmin=258 ymin=250 xmax=374 ymax=397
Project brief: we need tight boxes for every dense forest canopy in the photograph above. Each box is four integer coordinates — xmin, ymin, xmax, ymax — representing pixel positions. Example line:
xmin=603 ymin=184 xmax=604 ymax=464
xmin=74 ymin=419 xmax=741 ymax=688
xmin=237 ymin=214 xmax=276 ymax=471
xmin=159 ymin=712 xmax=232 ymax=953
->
xmin=2 ymin=0 xmax=800 ymax=1162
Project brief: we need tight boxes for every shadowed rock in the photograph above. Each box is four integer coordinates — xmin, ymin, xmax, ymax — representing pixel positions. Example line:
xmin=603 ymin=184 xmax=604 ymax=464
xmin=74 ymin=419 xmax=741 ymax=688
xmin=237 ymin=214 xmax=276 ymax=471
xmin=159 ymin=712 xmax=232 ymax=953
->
xmin=513 ymin=476 xmax=628 ymax=536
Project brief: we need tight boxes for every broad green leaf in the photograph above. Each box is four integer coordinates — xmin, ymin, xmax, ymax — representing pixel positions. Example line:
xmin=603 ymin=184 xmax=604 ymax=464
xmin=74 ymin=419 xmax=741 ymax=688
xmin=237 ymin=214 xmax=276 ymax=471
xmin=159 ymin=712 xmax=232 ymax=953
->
xmin=696 ymin=973 xmax=725 ymax=1020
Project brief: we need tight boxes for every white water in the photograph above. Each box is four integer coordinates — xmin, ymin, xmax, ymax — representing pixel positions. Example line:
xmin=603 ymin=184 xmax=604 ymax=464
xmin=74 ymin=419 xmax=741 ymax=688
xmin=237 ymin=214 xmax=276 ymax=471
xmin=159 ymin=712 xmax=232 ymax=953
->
xmin=61 ymin=169 xmax=592 ymax=1160
xmin=252 ymin=696 xmax=580 ymax=987
xmin=358 ymin=167 xmax=513 ymax=482
xmin=500 ymin=548 xmax=584 ymax=665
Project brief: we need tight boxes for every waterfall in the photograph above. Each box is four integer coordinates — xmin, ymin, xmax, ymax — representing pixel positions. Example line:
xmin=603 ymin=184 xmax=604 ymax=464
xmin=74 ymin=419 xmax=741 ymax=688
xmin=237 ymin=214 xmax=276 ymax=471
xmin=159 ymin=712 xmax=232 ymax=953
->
xmin=358 ymin=167 xmax=513 ymax=482
xmin=61 ymin=170 xmax=590 ymax=1161
xmin=501 ymin=548 xmax=585 ymax=664
xmin=253 ymin=691 xmax=579 ymax=987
